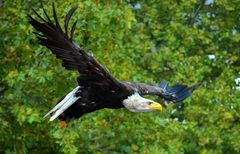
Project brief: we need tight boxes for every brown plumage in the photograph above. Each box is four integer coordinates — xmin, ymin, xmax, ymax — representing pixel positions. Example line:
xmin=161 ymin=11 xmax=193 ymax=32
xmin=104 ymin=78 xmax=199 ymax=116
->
xmin=28 ymin=2 xmax=201 ymax=124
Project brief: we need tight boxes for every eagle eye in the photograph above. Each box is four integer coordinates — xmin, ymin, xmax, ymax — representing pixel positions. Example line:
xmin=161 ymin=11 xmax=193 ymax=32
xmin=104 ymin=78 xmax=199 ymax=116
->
xmin=147 ymin=102 xmax=152 ymax=105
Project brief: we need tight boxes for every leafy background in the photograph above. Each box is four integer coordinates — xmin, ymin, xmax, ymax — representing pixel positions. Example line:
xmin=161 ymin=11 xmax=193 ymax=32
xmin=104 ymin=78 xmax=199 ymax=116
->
xmin=0 ymin=0 xmax=239 ymax=153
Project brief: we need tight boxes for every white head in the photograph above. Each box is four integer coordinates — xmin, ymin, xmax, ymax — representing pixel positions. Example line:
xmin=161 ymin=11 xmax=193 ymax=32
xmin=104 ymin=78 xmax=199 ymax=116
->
xmin=122 ymin=93 xmax=162 ymax=112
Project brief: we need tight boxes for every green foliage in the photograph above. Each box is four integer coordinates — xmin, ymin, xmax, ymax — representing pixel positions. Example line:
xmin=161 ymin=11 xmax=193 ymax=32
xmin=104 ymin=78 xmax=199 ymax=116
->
xmin=0 ymin=0 xmax=239 ymax=153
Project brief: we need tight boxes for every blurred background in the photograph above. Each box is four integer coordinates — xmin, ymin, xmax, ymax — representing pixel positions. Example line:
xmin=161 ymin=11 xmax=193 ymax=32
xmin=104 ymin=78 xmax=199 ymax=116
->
xmin=0 ymin=0 xmax=239 ymax=153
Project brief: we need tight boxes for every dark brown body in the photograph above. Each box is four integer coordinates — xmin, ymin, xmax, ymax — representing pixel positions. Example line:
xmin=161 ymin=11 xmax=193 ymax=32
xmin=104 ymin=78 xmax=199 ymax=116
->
xmin=29 ymin=3 xmax=201 ymax=123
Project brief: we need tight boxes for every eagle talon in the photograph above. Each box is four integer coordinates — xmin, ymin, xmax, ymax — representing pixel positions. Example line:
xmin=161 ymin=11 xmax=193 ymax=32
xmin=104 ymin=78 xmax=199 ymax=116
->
xmin=59 ymin=121 xmax=67 ymax=129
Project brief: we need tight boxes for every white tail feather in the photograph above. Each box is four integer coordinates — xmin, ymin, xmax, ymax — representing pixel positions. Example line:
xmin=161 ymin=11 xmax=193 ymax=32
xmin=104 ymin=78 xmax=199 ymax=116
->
xmin=49 ymin=95 xmax=80 ymax=121
xmin=43 ymin=90 xmax=74 ymax=119
xmin=43 ymin=86 xmax=80 ymax=120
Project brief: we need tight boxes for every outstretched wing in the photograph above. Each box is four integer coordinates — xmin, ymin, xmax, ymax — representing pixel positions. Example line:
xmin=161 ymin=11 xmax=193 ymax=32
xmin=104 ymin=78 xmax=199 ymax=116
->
xmin=122 ymin=80 xmax=202 ymax=103
xmin=28 ymin=2 xmax=124 ymax=89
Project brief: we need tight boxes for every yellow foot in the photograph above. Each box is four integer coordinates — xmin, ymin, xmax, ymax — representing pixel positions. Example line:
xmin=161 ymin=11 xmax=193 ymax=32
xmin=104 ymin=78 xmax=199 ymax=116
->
xmin=59 ymin=121 xmax=67 ymax=129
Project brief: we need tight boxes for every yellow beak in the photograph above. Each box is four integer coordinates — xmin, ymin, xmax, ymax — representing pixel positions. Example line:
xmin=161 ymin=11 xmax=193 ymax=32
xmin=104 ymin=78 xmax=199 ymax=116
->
xmin=149 ymin=102 xmax=163 ymax=111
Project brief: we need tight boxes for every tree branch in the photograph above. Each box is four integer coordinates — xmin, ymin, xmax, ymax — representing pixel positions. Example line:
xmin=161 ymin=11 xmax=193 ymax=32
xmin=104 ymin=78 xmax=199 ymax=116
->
xmin=189 ymin=0 xmax=206 ymax=25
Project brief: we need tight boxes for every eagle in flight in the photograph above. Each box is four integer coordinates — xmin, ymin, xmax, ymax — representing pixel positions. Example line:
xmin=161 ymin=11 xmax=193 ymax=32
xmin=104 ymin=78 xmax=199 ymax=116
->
xmin=28 ymin=2 xmax=201 ymax=127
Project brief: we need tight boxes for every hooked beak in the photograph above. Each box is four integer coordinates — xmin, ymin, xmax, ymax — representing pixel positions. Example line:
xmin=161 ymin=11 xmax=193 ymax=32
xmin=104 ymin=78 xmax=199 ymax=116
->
xmin=149 ymin=102 xmax=163 ymax=111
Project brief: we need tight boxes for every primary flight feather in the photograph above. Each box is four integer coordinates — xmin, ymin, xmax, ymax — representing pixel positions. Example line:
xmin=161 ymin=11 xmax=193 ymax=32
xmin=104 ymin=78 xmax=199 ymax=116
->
xmin=28 ymin=2 xmax=201 ymax=127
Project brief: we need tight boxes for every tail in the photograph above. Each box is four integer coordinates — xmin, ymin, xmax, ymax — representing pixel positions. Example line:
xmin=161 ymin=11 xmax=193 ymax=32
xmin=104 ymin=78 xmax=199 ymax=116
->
xmin=159 ymin=80 xmax=202 ymax=103
xmin=43 ymin=86 xmax=80 ymax=121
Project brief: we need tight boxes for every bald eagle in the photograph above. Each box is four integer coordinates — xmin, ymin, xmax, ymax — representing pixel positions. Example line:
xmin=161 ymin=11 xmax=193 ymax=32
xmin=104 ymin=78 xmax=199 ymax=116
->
xmin=28 ymin=3 xmax=201 ymax=127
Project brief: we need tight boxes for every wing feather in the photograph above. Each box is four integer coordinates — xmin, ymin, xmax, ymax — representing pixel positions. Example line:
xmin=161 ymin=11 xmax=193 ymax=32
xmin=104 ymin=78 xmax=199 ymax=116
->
xmin=52 ymin=3 xmax=63 ymax=32
xmin=40 ymin=0 xmax=51 ymax=22
xmin=64 ymin=6 xmax=78 ymax=37
xmin=29 ymin=3 xmax=124 ymax=89
xmin=70 ymin=20 xmax=78 ymax=41
xmin=122 ymin=81 xmax=201 ymax=103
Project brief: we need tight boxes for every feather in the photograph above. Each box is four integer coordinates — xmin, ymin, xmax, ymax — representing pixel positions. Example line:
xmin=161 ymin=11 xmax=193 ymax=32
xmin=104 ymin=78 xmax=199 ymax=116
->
xmin=167 ymin=84 xmax=187 ymax=93
xmin=70 ymin=20 xmax=77 ymax=41
xmin=52 ymin=2 xmax=63 ymax=33
xmin=123 ymin=81 xmax=202 ymax=103
xmin=40 ymin=0 xmax=51 ymax=22
xmin=159 ymin=80 xmax=168 ymax=91
xmin=32 ymin=31 xmax=44 ymax=37
xmin=31 ymin=8 xmax=46 ymax=22
xmin=43 ymin=86 xmax=80 ymax=119
xmin=64 ymin=6 xmax=78 ymax=37
xmin=49 ymin=94 xmax=80 ymax=121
